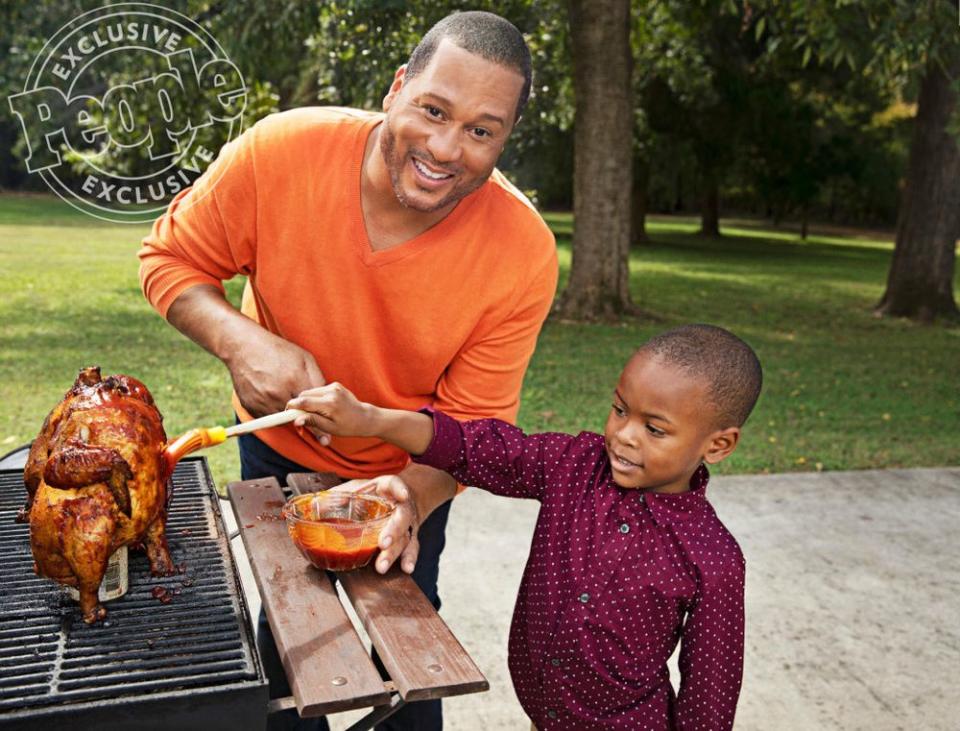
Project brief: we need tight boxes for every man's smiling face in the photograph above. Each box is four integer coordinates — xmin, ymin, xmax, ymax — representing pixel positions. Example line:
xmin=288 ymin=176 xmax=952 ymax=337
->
xmin=379 ymin=39 xmax=524 ymax=213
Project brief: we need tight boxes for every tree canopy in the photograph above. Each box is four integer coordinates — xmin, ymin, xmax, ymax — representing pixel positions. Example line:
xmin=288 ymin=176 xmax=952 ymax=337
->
xmin=1 ymin=0 xmax=955 ymax=321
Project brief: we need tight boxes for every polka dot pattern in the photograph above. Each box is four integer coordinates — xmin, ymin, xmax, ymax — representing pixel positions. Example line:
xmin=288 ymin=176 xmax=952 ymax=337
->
xmin=415 ymin=409 xmax=745 ymax=730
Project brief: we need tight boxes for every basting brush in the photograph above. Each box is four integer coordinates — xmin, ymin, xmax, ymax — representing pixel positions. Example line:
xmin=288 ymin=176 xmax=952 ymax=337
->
xmin=163 ymin=408 xmax=309 ymax=475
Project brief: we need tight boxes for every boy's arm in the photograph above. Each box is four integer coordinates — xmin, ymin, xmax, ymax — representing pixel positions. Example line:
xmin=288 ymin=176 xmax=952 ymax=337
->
xmin=371 ymin=407 xmax=435 ymax=456
xmin=408 ymin=409 xmax=565 ymax=501
xmin=675 ymin=560 xmax=746 ymax=731
xmin=289 ymin=385 xmax=571 ymax=501
xmin=289 ymin=383 xmax=434 ymax=453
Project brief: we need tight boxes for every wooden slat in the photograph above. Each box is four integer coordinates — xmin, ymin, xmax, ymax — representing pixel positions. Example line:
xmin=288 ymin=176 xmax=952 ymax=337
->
xmin=340 ymin=566 xmax=489 ymax=702
xmin=283 ymin=472 xmax=488 ymax=701
xmin=227 ymin=477 xmax=391 ymax=716
xmin=287 ymin=472 xmax=341 ymax=495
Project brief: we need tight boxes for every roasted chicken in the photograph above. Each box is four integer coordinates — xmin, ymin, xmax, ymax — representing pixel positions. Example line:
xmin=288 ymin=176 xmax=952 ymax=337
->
xmin=23 ymin=366 xmax=174 ymax=623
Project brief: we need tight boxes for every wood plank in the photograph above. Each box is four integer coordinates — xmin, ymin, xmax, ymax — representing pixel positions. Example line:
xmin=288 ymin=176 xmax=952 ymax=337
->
xmin=287 ymin=472 xmax=341 ymax=495
xmin=285 ymin=472 xmax=489 ymax=701
xmin=227 ymin=477 xmax=391 ymax=716
xmin=340 ymin=565 xmax=489 ymax=702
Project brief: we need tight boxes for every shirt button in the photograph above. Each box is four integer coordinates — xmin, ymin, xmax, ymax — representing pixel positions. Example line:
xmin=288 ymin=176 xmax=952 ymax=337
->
xmin=547 ymin=709 xmax=558 ymax=719
xmin=619 ymin=522 xmax=630 ymax=534
xmin=551 ymin=658 xmax=560 ymax=667
xmin=578 ymin=592 xmax=590 ymax=604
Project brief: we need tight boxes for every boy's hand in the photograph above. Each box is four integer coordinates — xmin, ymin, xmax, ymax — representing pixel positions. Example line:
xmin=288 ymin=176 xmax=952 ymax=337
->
xmin=287 ymin=382 xmax=375 ymax=445
xmin=331 ymin=475 xmax=420 ymax=574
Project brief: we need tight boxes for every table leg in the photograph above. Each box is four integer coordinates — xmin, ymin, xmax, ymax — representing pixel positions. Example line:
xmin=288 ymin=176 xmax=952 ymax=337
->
xmin=266 ymin=693 xmax=405 ymax=730
xmin=343 ymin=694 xmax=406 ymax=731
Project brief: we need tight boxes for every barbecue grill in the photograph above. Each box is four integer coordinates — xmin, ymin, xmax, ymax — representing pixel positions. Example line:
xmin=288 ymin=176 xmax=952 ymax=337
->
xmin=0 ymin=457 xmax=268 ymax=730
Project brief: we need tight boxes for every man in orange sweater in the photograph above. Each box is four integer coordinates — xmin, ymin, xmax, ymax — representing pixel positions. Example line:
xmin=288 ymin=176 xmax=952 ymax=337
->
xmin=139 ymin=11 xmax=557 ymax=731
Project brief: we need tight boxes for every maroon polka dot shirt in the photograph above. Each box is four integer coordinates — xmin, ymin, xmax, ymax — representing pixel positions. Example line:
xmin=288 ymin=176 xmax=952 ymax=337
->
xmin=415 ymin=409 xmax=745 ymax=730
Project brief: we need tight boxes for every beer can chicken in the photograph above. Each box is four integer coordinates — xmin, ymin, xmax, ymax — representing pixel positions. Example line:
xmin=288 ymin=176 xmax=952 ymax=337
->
xmin=22 ymin=366 xmax=175 ymax=623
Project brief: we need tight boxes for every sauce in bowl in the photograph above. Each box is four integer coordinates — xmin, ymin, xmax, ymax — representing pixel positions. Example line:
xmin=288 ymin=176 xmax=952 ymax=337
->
xmin=283 ymin=492 xmax=394 ymax=571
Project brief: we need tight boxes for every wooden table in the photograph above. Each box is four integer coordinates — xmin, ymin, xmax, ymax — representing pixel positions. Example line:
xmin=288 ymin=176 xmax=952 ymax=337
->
xmin=228 ymin=473 xmax=488 ymax=730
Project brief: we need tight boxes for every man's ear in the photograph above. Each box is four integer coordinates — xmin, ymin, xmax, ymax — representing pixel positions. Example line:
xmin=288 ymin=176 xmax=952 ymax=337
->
xmin=702 ymin=427 xmax=740 ymax=465
xmin=382 ymin=65 xmax=407 ymax=112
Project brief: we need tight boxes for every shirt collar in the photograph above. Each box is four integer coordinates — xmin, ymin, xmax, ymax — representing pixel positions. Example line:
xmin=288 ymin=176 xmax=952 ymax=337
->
xmin=642 ymin=463 xmax=711 ymax=527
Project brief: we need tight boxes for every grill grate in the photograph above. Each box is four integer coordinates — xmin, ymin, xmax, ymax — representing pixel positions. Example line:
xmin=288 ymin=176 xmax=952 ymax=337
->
xmin=0 ymin=458 xmax=266 ymax=726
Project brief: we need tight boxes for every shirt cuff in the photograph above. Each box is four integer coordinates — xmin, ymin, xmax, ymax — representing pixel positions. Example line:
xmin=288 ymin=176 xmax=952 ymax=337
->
xmin=412 ymin=407 xmax=464 ymax=473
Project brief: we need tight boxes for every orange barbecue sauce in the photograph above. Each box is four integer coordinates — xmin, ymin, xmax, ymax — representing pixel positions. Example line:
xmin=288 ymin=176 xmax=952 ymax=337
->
xmin=161 ymin=430 xmax=199 ymax=480
xmin=288 ymin=517 xmax=381 ymax=571
xmin=161 ymin=428 xmax=223 ymax=481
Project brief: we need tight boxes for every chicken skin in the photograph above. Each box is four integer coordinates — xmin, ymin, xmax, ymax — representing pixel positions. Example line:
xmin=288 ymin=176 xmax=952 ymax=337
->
xmin=23 ymin=366 xmax=174 ymax=623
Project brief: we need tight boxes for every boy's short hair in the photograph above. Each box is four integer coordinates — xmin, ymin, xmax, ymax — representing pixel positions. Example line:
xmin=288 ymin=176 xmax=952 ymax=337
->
xmin=406 ymin=11 xmax=532 ymax=121
xmin=639 ymin=324 xmax=763 ymax=428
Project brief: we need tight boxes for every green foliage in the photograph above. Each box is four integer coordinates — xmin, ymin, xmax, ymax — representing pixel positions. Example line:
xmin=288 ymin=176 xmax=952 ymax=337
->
xmin=0 ymin=0 xmax=935 ymax=224
xmin=201 ymin=2 xmax=322 ymax=107
xmin=634 ymin=0 xmax=914 ymax=226
xmin=638 ymin=0 xmax=786 ymax=223
xmin=0 ymin=1 xmax=282 ymax=186
xmin=58 ymin=80 xmax=279 ymax=181
xmin=763 ymin=0 xmax=958 ymax=78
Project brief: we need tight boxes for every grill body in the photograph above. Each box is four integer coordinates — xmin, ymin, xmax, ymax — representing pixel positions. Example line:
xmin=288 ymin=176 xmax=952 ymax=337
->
xmin=0 ymin=458 xmax=268 ymax=730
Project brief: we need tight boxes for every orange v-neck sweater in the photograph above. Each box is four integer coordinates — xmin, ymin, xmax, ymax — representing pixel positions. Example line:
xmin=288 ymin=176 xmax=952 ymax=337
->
xmin=139 ymin=107 xmax=558 ymax=478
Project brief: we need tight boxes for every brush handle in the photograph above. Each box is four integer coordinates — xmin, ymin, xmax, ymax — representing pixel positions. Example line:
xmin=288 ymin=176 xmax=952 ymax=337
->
xmin=224 ymin=409 xmax=308 ymax=438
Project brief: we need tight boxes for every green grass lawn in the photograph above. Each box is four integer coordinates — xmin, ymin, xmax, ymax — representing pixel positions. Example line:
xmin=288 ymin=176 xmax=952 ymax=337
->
xmin=1 ymin=193 xmax=956 ymax=490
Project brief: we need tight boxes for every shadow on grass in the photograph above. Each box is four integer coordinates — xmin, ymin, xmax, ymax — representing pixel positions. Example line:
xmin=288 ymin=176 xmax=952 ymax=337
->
xmin=642 ymin=230 xmax=891 ymax=267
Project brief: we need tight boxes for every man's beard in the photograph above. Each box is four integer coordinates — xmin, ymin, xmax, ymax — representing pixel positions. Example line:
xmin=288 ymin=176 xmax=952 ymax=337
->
xmin=379 ymin=115 xmax=490 ymax=213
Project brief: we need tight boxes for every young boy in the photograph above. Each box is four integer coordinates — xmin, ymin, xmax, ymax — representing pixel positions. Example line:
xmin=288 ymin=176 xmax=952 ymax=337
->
xmin=288 ymin=324 xmax=762 ymax=730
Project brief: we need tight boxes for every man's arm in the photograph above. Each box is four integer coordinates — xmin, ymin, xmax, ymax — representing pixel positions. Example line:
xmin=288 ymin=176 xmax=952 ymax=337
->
xmin=140 ymin=121 xmax=326 ymax=417
xmin=167 ymin=284 xmax=325 ymax=417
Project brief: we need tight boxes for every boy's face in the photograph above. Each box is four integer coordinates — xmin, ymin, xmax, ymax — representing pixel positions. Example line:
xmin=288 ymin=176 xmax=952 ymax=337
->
xmin=603 ymin=351 xmax=740 ymax=493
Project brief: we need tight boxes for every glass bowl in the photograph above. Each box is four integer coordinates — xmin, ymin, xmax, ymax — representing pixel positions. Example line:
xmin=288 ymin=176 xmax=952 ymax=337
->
xmin=282 ymin=491 xmax=395 ymax=571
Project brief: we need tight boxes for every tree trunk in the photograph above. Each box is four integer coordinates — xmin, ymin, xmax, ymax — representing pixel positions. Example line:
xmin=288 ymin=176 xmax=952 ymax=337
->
xmin=876 ymin=57 xmax=960 ymax=322
xmin=632 ymin=158 xmax=650 ymax=246
xmin=699 ymin=170 xmax=721 ymax=237
xmin=555 ymin=0 xmax=634 ymax=320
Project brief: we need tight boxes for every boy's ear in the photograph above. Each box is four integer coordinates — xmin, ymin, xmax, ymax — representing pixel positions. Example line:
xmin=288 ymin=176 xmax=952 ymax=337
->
xmin=702 ymin=427 xmax=741 ymax=465
xmin=382 ymin=65 xmax=407 ymax=112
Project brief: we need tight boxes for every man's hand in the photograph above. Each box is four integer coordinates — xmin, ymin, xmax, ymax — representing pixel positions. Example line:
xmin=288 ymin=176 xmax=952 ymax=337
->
xmin=225 ymin=327 xmax=325 ymax=417
xmin=333 ymin=475 xmax=420 ymax=574
xmin=333 ymin=463 xmax=456 ymax=574
xmin=165 ymin=284 xmax=325 ymax=417
xmin=287 ymin=383 xmax=374 ymax=446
